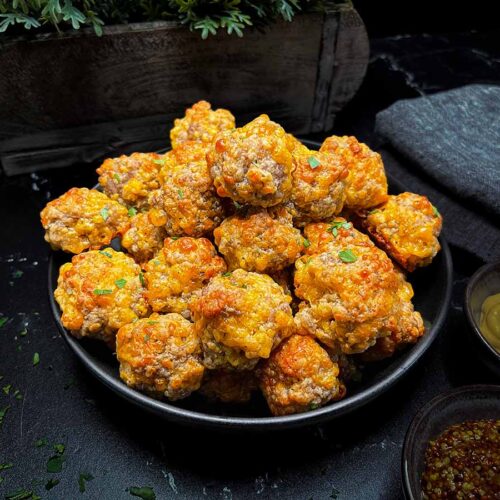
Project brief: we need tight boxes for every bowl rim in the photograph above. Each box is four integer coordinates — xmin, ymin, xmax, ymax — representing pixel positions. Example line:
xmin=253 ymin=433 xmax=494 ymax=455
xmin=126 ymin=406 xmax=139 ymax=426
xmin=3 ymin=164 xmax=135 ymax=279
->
xmin=48 ymin=236 xmax=453 ymax=430
xmin=464 ymin=260 xmax=500 ymax=362
xmin=401 ymin=384 xmax=500 ymax=499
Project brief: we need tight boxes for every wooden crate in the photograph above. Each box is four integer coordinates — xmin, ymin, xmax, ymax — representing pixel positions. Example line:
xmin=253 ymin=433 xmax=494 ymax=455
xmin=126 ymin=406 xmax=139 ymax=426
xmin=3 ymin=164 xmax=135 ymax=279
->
xmin=0 ymin=7 xmax=368 ymax=175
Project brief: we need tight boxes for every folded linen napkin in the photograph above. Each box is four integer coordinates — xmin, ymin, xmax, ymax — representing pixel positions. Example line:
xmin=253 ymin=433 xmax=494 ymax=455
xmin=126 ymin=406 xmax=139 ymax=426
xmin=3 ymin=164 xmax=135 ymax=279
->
xmin=375 ymin=84 xmax=500 ymax=262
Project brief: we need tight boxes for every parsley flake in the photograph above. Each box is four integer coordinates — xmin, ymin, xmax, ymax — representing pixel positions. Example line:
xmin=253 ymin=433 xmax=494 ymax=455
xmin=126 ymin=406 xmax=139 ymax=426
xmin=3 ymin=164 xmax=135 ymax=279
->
xmin=153 ymin=158 xmax=165 ymax=165
xmin=45 ymin=478 xmax=60 ymax=491
xmin=128 ymin=486 xmax=156 ymax=500
xmin=0 ymin=405 xmax=10 ymax=428
xmin=53 ymin=443 xmax=65 ymax=455
xmin=113 ymin=173 xmax=121 ymax=183
xmin=12 ymin=270 xmax=23 ymax=279
xmin=177 ymin=189 xmax=184 ymax=199
xmin=46 ymin=455 xmax=65 ymax=473
xmin=222 ymin=272 xmax=232 ymax=277
xmin=0 ymin=317 xmax=9 ymax=328
xmin=32 ymin=353 xmax=40 ymax=366
xmin=100 ymin=207 xmax=110 ymax=221
xmin=99 ymin=250 xmax=112 ymax=258
xmin=307 ymin=156 xmax=321 ymax=169
xmin=93 ymin=289 xmax=113 ymax=295
xmin=338 ymin=249 xmax=357 ymax=263
xmin=0 ymin=463 xmax=13 ymax=471
xmin=35 ymin=438 xmax=48 ymax=448
xmin=115 ymin=278 xmax=127 ymax=289
xmin=2 ymin=384 xmax=11 ymax=395
xmin=147 ymin=321 xmax=158 ymax=325
xmin=79 ymin=473 xmax=94 ymax=493
xmin=327 ymin=220 xmax=352 ymax=237
xmin=139 ymin=272 xmax=145 ymax=287
xmin=128 ymin=207 xmax=137 ymax=217
xmin=432 ymin=204 xmax=440 ymax=218
xmin=14 ymin=390 xmax=22 ymax=400
xmin=303 ymin=238 xmax=311 ymax=248
xmin=19 ymin=328 xmax=27 ymax=337
xmin=4 ymin=489 xmax=36 ymax=500
xmin=170 ymin=236 xmax=180 ymax=240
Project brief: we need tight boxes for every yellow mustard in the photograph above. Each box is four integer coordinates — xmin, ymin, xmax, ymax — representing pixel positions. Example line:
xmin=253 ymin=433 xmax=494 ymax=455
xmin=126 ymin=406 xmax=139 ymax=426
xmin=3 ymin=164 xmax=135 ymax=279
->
xmin=479 ymin=293 xmax=500 ymax=353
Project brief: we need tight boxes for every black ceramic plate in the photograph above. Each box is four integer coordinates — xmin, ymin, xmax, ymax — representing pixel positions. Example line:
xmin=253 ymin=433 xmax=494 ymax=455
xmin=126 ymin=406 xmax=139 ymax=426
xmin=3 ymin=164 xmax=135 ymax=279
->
xmin=47 ymin=140 xmax=453 ymax=430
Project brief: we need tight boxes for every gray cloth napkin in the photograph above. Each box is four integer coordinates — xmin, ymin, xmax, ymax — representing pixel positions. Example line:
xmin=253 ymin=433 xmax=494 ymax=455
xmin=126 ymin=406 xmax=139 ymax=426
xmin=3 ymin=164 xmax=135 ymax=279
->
xmin=375 ymin=84 xmax=500 ymax=262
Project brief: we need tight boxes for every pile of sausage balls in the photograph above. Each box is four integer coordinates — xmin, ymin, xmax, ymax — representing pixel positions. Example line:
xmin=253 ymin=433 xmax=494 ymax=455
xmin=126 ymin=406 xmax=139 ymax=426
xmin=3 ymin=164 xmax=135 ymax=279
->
xmin=41 ymin=101 xmax=442 ymax=416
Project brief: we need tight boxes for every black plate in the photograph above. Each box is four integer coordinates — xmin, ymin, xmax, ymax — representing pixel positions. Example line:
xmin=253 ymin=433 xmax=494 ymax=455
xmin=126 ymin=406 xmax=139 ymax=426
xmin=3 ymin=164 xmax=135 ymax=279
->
xmin=47 ymin=140 xmax=453 ymax=430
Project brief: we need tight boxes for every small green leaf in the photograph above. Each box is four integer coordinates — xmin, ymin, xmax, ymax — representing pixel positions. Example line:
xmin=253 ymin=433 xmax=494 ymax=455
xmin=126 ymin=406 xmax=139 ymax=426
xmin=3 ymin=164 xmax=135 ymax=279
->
xmin=128 ymin=207 xmax=138 ymax=217
xmin=4 ymin=489 xmax=35 ymax=500
xmin=338 ymin=249 xmax=357 ymax=263
xmin=139 ymin=272 xmax=145 ymax=287
xmin=0 ymin=405 xmax=10 ymax=428
xmin=53 ymin=443 xmax=65 ymax=455
xmin=19 ymin=328 xmax=27 ymax=337
xmin=47 ymin=455 xmax=65 ymax=473
xmin=222 ymin=272 xmax=232 ymax=277
xmin=0 ymin=317 xmax=9 ymax=328
xmin=0 ymin=463 xmax=13 ymax=471
xmin=115 ymin=278 xmax=127 ymax=289
xmin=100 ymin=207 xmax=110 ymax=221
xmin=45 ymin=478 xmax=60 ymax=490
xmin=128 ymin=486 xmax=156 ymax=500
xmin=309 ymin=403 xmax=319 ymax=410
xmin=93 ymin=289 xmax=113 ymax=295
xmin=12 ymin=270 xmax=23 ymax=279
xmin=432 ymin=204 xmax=440 ymax=218
xmin=177 ymin=189 xmax=184 ymax=199
xmin=153 ymin=159 xmax=165 ymax=165
xmin=3 ymin=384 xmax=11 ymax=395
xmin=79 ymin=472 xmax=94 ymax=493
xmin=35 ymin=438 xmax=48 ymax=448
xmin=32 ymin=352 xmax=40 ymax=366
xmin=170 ymin=236 xmax=180 ymax=240
xmin=327 ymin=220 xmax=352 ymax=237
xmin=99 ymin=250 xmax=112 ymax=258
xmin=113 ymin=173 xmax=121 ymax=183
xmin=307 ymin=156 xmax=321 ymax=169
xmin=14 ymin=390 xmax=22 ymax=400
xmin=147 ymin=321 xmax=158 ymax=325
xmin=303 ymin=238 xmax=310 ymax=248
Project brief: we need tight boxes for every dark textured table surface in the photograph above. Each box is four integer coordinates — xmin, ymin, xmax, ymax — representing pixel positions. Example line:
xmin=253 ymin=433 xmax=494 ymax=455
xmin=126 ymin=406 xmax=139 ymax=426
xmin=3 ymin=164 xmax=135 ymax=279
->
xmin=1 ymin=30 xmax=499 ymax=500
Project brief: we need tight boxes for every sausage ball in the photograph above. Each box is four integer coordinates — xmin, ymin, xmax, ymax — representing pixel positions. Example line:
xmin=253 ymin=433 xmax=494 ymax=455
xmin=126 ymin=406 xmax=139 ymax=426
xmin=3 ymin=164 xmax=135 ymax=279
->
xmin=286 ymin=144 xmax=348 ymax=226
xmin=121 ymin=212 xmax=166 ymax=267
xmin=361 ymin=192 xmax=442 ymax=272
xmin=320 ymin=136 xmax=388 ymax=210
xmin=199 ymin=370 xmax=258 ymax=404
xmin=213 ymin=207 xmax=303 ymax=273
xmin=144 ymin=237 xmax=226 ymax=318
xmin=259 ymin=334 xmax=346 ymax=415
xmin=116 ymin=313 xmax=204 ymax=400
xmin=191 ymin=269 xmax=295 ymax=371
xmin=294 ymin=220 xmax=422 ymax=354
xmin=207 ymin=115 xmax=296 ymax=207
xmin=170 ymin=100 xmax=235 ymax=149
xmin=54 ymin=248 xmax=149 ymax=346
xmin=96 ymin=152 xmax=163 ymax=210
xmin=148 ymin=141 xmax=225 ymax=237
xmin=40 ymin=187 xmax=129 ymax=254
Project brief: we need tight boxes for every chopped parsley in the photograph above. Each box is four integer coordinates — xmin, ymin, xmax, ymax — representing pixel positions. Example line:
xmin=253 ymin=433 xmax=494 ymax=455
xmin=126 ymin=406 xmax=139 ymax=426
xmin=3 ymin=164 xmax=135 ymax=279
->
xmin=303 ymin=238 xmax=311 ymax=248
xmin=128 ymin=486 xmax=156 ymax=500
xmin=233 ymin=201 xmax=243 ymax=209
xmin=170 ymin=236 xmax=180 ymax=240
xmin=93 ymin=289 xmax=113 ymax=295
xmin=115 ymin=278 xmax=127 ymax=289
xmin=13 ymin=390 xmax=22 ymax=400
xmin=153 ymin=158 xmax=165 ymax=165
xmin=19 ymin=328 xmax=27 ymax=337
xmin=338 ymin=249 xmax=357 ymax=263
xmin=100 ymin=207 xmax=110 ymax=221
xmin=32 ymin=353 xmax=40 ymax=366
xmin=78 ymin=473 xmax=94 ymax=493
xmin=222 ymin=272 xmax=232 ymax=277
xmin=12 ymin=270 xmax=23 ymax=279
xmin=0 ymin=317 xmax=9 ymax=328
xmin=139 ymin=272 xmax=145 ymax=286
xmin=368 ymin=209 xmax=380 ymax=215
xmin=309 ymin=403 xmax=319 ymax=410
xmin=0 ymin=463 xmax=13 ymax=471
xmin=46 ymin=454 xmax=65 ymax=473
xmin=53 ymin=443 xmax=65 ymax=454
xmin=147 ymin=321 xmax=158 ymax=325
xmin=307 ymin=156 xmax=321 ymax=169
xmin=177 ymin=189 xmax=184 ymax=199
xmin=2 ymin=384 xmax=11 ymax=395
xmin=4 ymin=489 xmax=38 ymax=500
xmin=113 ymin=173 xmax=121 ymax=183
xmin=128 ymin=207 xmax=138 ymax=217
xmin=35 ymin=438 xmax=48 ymax=448
xmin=432 ymin=204 xmax=440 ymax=218
xmin=45 ymin=478 xmax=60 ymax=491
xmin=327 ymin=220 xmax=352 ymax=237
xmin=99 ymin=250 xmax=113 ymax=258
xmin=0 ymin=405 xmax=10 ymax=428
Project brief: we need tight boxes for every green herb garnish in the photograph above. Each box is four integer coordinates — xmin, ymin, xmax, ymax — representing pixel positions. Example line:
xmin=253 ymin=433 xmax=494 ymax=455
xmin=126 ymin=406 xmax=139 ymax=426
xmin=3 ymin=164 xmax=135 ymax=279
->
xmin=153 ymin=159 xmax=165 ymax=165
xmin=309 ymin=403 xmax=319 ymax=410
xmin=35 ymin=438 xmax=48 ymax=448
xmin=0 ymin=463 xmax=13 ymax=471
xmin=45 ymin=478 xmax=60 ymax=491
xmin=0 ymin=317 xmax=9 ymax=328
xmin=128 ymin=486 xmax=156 ymax=500
xmin=2 ymin=384 xmax=11 ymax=395
xmin=53 ymin=443 xmax=65 ymax=455
xmin=170 ymin=236 xmax=180 ymax=240
xmin=327 ymin=220 xmax=352 ymax=237
xmin=338 ymin=249 xmax=357 ymax=263
xmin=432 ymin=204 xmax=440 ymax=218
xmin=147 ymin=321 xmax=158 ymax=325
xmin=99 ymin=250 xmax=112 ymax=258
xmin=13 ymin=390 xmax=22 ymax=400
xmin=139 ymin=272 xmax=145 ymax=286
xmin=128 ymin=207 xmax=138 ymax=217
xmin=307 ymin=156 xmax=321 ymax=169
xmin=177 ymin=189 xmax=184 ymax=199
xmin=46 ymin=455 xmax=65 ymax=473
xmin=32 ymin=353 xmax=40 ymax=366
xmin=93 ymin=289 xmax=113 ymax=295
xmin=4 ymin=489 xmax=37 ymax=500
xmin=303 ymin=238 xmax=311 ymax=248
xmin=78 ymin=473 xmax=94 ymax=493
xmin=115 ymin=278 xmax=127 ymax=289
xmin=12 ymin=270 xmax=23 ymax=279
xmin=19 ymin=328 xmax=27 ymax=337
xmin=100 ymin=207 xmax=110 ymax=221
xmin=222 ymin=272 xmax=232 ymax=277
xmin=0 ymin=405 xmax=10 ymax=428
xmin=113 ymin=173 xmax=121 ymax=183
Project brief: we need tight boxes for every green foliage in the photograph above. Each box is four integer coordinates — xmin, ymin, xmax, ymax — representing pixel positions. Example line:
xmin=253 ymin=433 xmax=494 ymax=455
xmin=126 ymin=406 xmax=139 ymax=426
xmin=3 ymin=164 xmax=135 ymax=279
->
xmin=0 ymin=0 xmax=326 ymax=38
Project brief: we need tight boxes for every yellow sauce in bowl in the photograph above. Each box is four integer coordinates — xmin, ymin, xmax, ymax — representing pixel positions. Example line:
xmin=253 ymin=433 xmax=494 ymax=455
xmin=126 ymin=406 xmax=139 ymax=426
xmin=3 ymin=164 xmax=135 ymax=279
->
xmin=479 ymin=293 xmax=500 ymax=353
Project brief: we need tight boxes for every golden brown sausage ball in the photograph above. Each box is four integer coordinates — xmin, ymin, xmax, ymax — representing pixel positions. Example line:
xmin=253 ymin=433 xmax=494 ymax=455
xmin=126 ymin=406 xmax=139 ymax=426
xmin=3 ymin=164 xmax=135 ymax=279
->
xmin=199 ymin=370 xmax=258 ymax=403
xmin=294 ymin=220 xmax=422 ymax=354
xmin=361 ymin=192 xmax=442 ymax=272
xmin=148 ymin=141 xmax=225 ymax=237
xmin=116 ymin=313 xmax=204 ymax=400
xmin=96 ymin=153 xmax=163 ymax=210
xmin=286 ymin=144 xmax=348 ymax=226
xmin=170 ymin=100 xmax=235 ymax=149
xmin=121 ymin=212 xmax=166 ymax=267
xmin=144 ymin=237 xmax=226 ymax=318
xmin=213 ymin=207 xmax=303 ymax=273
xmin=191 ymin=269 xmax=295 ymax=371
xmin=40 ymin=187 xmax=129 ymax=254
xmin=320 ymin=136 xmax=388 ymax=210
xmin=258 ymin=334 xmax=345 ymax=415
xmin=54 ymin=248 xmax=149 ymax=346
xmin=207 ymin=115 xmax=295 ymax=207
